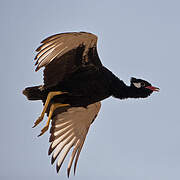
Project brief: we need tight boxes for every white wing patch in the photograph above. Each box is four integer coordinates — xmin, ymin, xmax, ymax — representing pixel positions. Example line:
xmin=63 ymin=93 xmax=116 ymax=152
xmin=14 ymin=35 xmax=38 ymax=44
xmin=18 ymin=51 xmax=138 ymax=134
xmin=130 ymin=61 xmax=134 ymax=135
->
xmin=48 ymin=102 xmax=101 ymax=177
xmin=35 ymin=32 xmax=98 ymax=71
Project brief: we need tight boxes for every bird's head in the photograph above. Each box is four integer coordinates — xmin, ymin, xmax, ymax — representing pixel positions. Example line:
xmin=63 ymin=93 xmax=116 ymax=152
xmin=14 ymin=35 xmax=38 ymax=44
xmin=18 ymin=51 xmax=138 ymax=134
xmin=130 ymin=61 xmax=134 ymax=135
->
xmin=130 ymin=77 xmax=159 ymax=98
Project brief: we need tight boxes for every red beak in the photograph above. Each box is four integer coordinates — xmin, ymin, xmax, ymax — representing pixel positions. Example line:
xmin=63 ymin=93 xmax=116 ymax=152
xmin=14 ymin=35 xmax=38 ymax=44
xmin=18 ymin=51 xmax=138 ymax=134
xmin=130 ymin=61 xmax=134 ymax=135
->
xmin=145 ymin=86 xmax=160 ymax=92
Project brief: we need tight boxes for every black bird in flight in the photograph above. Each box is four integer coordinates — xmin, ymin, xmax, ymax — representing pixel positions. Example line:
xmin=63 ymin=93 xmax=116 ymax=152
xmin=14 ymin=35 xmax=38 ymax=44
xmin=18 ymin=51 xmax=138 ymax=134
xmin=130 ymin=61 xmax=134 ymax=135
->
xmin=23 ymin=32 xmax=159 ymax=177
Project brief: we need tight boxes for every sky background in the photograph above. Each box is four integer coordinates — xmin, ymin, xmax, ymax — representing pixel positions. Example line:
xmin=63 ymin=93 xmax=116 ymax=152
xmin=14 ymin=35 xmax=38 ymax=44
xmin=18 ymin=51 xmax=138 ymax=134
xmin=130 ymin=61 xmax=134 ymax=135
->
xmin=0 ymin=0 xmax=180 ymax=179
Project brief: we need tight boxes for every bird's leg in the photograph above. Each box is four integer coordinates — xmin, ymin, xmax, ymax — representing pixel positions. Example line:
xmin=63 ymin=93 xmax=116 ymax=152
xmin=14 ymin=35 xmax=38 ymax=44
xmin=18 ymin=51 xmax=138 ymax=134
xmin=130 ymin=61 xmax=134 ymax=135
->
xmin=38 ymin=103 xmax=70 ymax=137
xmin=33 ymin=91 xmax=67 ymax=128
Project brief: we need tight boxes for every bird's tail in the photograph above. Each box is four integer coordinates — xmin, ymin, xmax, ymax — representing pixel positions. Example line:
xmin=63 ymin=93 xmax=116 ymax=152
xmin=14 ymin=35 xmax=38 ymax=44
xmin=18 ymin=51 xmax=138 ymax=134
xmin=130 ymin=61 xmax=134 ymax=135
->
xmin=23 ymin=85 xmax=44 ymax=100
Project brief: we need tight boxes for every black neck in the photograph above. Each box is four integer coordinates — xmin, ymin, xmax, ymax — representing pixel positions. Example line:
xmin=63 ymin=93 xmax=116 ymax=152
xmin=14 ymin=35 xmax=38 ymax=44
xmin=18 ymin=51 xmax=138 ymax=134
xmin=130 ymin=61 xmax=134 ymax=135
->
xmin=111 ymin=76 xmax=143 ymax=99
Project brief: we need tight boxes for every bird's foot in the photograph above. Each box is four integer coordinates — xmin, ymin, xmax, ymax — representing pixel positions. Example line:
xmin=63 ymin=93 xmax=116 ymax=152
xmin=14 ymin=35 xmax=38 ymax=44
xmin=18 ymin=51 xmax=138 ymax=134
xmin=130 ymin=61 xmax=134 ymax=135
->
xmin=37 ymin=103 xmax=70 ymax=137
xmin=32 ymin=116 xmax=44 ymax=128
xmin=32 ymin=91 xmax=68 ymax=128
xmin=38 ymin=125 xmax=49 ymax=137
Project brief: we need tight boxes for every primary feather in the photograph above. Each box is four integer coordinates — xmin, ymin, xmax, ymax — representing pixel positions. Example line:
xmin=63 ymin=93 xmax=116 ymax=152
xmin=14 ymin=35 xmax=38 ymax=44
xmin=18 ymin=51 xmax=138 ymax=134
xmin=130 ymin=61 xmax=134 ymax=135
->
xmin=48 ymin=102 xmax=101 ymax=176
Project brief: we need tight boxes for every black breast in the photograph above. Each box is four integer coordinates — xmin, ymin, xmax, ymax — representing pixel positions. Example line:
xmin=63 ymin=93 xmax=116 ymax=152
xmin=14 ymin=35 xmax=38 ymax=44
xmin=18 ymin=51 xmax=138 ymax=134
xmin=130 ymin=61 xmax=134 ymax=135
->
xmin=50 ymin=65 xmax=114 ymax=106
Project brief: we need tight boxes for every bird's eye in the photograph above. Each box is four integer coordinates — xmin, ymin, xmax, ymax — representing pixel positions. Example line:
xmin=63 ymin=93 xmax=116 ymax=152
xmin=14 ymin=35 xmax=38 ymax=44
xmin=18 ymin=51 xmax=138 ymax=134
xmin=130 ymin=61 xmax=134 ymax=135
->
xmin=141 ymin=82 xmax=145 ymax=87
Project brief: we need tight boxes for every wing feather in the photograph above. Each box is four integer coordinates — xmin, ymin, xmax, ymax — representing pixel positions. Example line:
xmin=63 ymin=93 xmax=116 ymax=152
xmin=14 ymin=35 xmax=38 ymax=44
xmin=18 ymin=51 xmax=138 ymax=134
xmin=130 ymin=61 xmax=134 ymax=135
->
xmin=48 ymin=102 xmax=101 ymax=177
xmin=34 ymin=32 xmax=102 ymax=88
xmin=51 ymin=134 xmax=76 ymax=164
xmin=67 ymin=139 xmax=81 ymax=177
xmin=73 ymin=135 xmax=86 ymax=175
xmin=35 ymin=32 xmax=98 ymax=71
xmin=50 ymin=128 xmax=74 ymax=155
xmin=56 ymin=137 xmax=77 ymax=173
xmin=36 ymin=44 xmax=67 ymax=71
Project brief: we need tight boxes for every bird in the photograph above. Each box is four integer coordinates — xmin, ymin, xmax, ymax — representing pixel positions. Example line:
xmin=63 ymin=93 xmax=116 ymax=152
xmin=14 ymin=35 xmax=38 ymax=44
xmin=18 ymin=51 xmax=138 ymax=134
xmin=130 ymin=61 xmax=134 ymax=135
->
xmin=23 ymin=32 xmax=159 ymax=177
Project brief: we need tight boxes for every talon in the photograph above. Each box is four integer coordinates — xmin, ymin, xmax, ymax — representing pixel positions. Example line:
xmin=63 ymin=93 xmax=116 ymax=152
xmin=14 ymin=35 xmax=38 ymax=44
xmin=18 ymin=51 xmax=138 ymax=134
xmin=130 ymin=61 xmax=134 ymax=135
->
xmin=32 ymin=116 xmax=43 ymax=128
xmin=32 ymin=91 xmax=67 ymax=128
xmin=37 ymin=103 xmax=70 ymax=137
xmin=38 ymin=126 xmax=49 ymax=137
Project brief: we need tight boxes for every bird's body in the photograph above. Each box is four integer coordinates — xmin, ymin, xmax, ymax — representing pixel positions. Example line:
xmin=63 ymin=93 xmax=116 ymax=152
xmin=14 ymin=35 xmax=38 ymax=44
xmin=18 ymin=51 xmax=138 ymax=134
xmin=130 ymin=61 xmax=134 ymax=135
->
xmin=34 ymin=65 xmax=120 ymax=106
xmin=23 ymin=32 xmax=159 ymax=176
xmin=45 ymin=65 xmax=112 ymax=106
xmin=28 ymin=64 xmax=155 ymax=106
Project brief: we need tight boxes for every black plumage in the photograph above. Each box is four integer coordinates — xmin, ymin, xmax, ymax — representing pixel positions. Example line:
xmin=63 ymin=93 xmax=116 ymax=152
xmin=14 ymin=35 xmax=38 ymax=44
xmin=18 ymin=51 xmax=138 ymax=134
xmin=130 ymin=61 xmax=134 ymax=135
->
xmin=23 ymin=32 xmax=158 ymax=106
xmin=23 ymin=32 xmax=159 ymax=176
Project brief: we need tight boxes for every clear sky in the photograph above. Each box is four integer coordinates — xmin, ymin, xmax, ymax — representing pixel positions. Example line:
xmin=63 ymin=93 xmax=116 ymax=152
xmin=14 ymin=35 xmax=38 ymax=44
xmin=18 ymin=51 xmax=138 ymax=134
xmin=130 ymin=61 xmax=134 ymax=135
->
xmin=1 ymin=0 xmax=180 ymax=179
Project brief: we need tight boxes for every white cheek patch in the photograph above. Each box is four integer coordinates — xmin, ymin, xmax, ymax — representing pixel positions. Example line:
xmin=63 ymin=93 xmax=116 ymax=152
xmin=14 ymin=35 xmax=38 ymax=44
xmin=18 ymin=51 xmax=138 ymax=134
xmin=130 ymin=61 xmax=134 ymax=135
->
xmin=133 ymin=82 xmax=141 ymax=88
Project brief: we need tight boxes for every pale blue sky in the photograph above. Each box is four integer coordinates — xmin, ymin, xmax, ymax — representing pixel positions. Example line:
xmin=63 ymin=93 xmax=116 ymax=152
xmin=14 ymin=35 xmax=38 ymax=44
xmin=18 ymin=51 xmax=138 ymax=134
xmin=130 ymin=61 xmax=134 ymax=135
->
xmin=1 ymin=0 xmax=180 ymax=179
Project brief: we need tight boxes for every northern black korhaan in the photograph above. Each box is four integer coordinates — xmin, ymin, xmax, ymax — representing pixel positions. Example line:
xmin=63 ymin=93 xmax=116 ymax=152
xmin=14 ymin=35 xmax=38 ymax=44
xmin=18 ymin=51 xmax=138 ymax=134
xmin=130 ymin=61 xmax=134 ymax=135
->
xmin=23 ymin=32 xmax=159 ymax=177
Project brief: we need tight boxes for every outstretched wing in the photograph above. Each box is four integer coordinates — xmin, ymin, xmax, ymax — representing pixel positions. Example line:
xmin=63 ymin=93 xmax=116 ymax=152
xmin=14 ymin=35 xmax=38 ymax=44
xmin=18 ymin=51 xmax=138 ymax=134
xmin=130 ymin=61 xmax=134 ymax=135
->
xmin=48 ymin=102 xmax=101 ymax=177
xmin=34 ymin=32 xmax=102 ymax=88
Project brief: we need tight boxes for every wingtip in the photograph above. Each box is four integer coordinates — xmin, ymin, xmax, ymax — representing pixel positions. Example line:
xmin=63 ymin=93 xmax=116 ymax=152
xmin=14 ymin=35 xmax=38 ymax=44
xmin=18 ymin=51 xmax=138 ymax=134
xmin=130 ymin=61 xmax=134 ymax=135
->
xmin=35 ymin=60 xmax=38 ymax=66
xmin=51 ymin=156 xmax=56 ymax=165
xmin=48 ymin=146 xmax=53 ymax=156
xmin=74 ymin=164 xmax=77 ymax=176
xmin=67 ymin=168 xmax=70 ymax=178
xmin=40 ymin=33 xmax=60 ymax=44
xmin=35 ymin=46 xmax=41 ymax=52
xmin=49 ymin=134 xmax=55 ymax=142
xmin=35 ymin=66 xmax=39 ymax=72
xmin=56 ymin=163 xmax=60 ymax=173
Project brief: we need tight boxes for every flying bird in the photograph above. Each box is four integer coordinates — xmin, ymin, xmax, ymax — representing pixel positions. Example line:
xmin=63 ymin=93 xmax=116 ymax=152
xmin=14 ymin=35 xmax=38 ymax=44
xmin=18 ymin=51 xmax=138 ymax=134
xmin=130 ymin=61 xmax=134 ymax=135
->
xmin=23 ymin=32 xmax=159 ymax=177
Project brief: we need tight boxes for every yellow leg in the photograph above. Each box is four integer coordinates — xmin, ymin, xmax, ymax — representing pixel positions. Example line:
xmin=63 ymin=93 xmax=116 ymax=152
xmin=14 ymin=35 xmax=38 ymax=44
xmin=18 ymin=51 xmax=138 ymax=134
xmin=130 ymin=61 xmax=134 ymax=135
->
xmin=38 ymin=103 xmax=70 ymax=137
xmin=32 ymin=91 xmax=67 ymax=128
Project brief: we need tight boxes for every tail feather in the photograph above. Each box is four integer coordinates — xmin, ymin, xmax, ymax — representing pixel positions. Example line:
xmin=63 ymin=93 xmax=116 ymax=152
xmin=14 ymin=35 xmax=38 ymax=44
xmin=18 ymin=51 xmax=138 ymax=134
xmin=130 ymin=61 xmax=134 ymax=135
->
xmin=23 ymin=85 xmax=44 ymax=100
